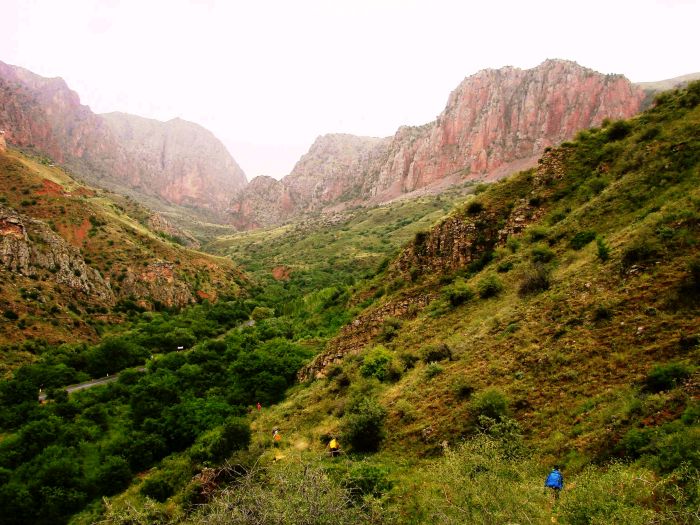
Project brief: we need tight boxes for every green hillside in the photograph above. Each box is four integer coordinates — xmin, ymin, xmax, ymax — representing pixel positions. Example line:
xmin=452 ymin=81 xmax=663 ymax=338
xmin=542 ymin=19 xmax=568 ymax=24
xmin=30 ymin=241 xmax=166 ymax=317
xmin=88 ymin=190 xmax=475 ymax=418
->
xmin=0 ymin=149 xmax=245 ymax=370
xmin=1 ymin=84 xmax=699 ymax=525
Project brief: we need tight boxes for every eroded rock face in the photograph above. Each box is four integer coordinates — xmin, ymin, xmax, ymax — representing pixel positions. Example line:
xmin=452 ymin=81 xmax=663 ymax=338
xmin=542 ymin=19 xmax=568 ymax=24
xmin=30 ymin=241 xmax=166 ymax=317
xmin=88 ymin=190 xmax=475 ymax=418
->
xmin=0 ymin=61 xmax=246 ymax=215
xmin=102 ymin=113 xmax=246 ymax=213
xmin=0 ymin=204 xmax=113 ymax=301
xmin=298 ymin=147 xmax=571 ymax=381
xmin=147 ymin=213 xmax=200 ymax=249
xmin=230 ymin=60 xmax=645 ymax=229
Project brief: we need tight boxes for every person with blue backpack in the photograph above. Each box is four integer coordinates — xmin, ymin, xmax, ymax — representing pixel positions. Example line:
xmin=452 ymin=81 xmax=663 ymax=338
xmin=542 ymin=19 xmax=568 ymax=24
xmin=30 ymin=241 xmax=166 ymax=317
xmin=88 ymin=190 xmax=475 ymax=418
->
xmin=544 ymin=466 xmax=564 ymax=499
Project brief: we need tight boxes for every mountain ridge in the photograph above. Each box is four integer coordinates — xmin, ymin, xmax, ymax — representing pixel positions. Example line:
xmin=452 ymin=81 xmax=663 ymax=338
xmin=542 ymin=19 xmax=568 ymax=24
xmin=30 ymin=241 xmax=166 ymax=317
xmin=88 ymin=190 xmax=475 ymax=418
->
xmin=228 ymin=59 xmax=647 ymax=229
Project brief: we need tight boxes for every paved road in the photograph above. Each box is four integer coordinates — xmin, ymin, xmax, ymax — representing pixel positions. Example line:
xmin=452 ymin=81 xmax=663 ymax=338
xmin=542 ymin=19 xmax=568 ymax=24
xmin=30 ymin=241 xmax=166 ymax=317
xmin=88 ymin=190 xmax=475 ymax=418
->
xmin=38 ymin=367 xmax=145 ymax=402
xmin=36 ymin=319 xmax=255 ymax=402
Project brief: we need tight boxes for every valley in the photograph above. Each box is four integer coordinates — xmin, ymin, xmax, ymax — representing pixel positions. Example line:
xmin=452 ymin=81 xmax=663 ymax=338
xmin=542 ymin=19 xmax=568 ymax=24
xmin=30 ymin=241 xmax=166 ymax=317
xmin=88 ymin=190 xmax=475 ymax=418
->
xmin=0 ymin=60 xmax=698 ymax=525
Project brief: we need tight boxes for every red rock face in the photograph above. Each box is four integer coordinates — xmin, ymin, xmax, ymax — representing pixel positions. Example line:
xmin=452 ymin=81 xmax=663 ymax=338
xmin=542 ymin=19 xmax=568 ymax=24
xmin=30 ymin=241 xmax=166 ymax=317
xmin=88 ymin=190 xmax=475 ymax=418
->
xmin=373 ymin=59 xmax=644 ymax=198
xmin=229 ymin=59 xmax=646 ymax=229
xmin=0 ymin=61 xmax=246 ymax=215
xmin=102 ymin=113 xmax=247 ymax=212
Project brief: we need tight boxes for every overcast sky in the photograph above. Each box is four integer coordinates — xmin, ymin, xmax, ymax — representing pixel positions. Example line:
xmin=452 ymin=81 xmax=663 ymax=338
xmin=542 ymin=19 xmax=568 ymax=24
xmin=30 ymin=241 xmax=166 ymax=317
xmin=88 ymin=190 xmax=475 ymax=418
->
xmin=1 ymin=0 xmax=698 ymax=180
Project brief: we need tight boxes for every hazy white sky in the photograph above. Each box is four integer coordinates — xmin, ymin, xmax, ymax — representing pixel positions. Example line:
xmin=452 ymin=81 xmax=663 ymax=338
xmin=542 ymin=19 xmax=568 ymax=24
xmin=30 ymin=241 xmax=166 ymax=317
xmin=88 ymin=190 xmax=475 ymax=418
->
xmin=1 ymin=0 xmax=698 ymax=179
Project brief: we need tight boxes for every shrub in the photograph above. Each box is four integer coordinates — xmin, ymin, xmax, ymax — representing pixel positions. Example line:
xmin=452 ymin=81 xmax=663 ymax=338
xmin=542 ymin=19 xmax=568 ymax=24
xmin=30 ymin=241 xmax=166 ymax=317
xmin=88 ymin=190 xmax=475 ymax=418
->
xmin=530 ymin=245 xmax=555 ymax=263
xmin=621 ymin=238 xmax=662 ymax=271
xmin=453 ymin=378 xmax=475 ymax=399
xmin=424 ymin=362 xmax=444 ymax=379
xmin=644 ymin=362 xmax=692 ymax=393
xmin=394 ymin=399 xmax=417 ymax=423
xmin=344 ymin=462 xmax=393 ymax=500
xmin=471 ymin=388 xmax=509 ymax=422
xmin=477 ymin=276 xmax=503 ymax=298
xmin=496 ymin=260 xmax=513 ymax=273
xmin=606 ymin=120 xmax=633 ymax=141
xmin=360 ymin=346 xmax=401 ymax=382
xmin=442 ymin=279 xmax=475 ymax=307
xmin=140 ymin=474 xmax=174 ymax=502
xmin=569 ymin=230 xmax=597 ymax=250
xmin=597 ymin=236 xmax=610 ymax=261
xmin=518 ymin=264 xmax=551 ymax=296
xmin=2 ymin=310 xmax=18 ymax=320
xmin=378 ymin=318 xmax=402 ymax=342
xmin=466 ymin=200 xmax=484 ymax=215
xmin=420 ymin=343 xmax=452 ymax=363
xmin=527 ymin=226 xmax=548 ymax=243
xmin=342 ymin=396 xmax=386 ymax=452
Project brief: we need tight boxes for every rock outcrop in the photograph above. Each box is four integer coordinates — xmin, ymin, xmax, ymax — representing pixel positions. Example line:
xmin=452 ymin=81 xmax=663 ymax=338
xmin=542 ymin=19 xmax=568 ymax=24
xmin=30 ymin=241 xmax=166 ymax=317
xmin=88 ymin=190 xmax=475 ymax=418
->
xmin=0 ymin=204 xmax=114 ymax=301
xmin=230 ymin=59 xmax=646 ymax=229
xmin=102 ymin=113 xmax=246 ymax=212
xmin=147 ymin=213 xmax=200 ymax=249
xmin=0 ymin=61 xmax=246 ymax=216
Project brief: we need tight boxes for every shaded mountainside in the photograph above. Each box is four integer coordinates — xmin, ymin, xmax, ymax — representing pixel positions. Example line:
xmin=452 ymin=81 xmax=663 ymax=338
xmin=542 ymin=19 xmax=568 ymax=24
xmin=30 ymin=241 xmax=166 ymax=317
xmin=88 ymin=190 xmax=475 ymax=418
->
xmin=0 ymin=148 xmax=245 ymax=348
xmin=229 ymin=59 xmax=646 ymax=229
xmin=0 ymin=60 xmax=246 ymax=218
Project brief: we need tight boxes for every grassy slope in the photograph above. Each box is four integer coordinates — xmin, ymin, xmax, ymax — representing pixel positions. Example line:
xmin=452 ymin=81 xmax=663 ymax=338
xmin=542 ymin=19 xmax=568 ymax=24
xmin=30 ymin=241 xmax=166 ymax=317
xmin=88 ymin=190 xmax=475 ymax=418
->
xmin=205 ymin=185 xmax=473 ymax=293
xmin=81 ymin=85 xmax=699 ymax=524
xmin=236 ymin=85 xmax=699 ymax=520
xmin=0 ymin=149 xmax=244 ymax=366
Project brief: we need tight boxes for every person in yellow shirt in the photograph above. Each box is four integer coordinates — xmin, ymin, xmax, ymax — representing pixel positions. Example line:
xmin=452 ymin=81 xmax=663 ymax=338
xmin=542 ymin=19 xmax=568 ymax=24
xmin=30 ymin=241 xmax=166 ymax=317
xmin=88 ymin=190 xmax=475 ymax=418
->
xmin=329 ymin=437 xmax=340 ymax=457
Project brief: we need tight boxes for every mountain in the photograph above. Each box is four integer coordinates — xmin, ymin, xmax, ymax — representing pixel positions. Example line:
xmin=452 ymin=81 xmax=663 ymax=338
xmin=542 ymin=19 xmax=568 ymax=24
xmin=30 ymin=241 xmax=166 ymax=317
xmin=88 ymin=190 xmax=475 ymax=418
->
xmin=0 ymin=60 xmax=246 ymax=218
xmin=101 ymin=113 xmax=246 ymax=212
xmin=228 ymin=59 xmax=647 ymax=229
xmin=635 ymin=72 xmax=700 ymax=92
xmin=0 ymin=147 xmax=245 ymax=348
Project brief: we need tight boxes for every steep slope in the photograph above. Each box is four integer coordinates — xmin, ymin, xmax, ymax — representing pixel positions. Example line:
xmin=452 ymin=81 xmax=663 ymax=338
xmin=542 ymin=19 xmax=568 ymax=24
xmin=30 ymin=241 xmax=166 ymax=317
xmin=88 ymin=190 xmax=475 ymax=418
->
xmin=0 ymin=147 xmax=245 ymax=347
xmin=0 ymin=60 xmax=246 ymax=218
xmin=295 ymin=81 xmax=700 ymax=466
xmin=101 ymin=113 xmax=246 ymax=212
xmin=229 ymin=59 xmax=646 ymax=228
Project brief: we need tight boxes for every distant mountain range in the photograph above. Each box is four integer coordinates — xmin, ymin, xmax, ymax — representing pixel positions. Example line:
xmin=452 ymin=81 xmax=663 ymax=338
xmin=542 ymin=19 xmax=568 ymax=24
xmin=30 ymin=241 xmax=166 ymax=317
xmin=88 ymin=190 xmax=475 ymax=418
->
xmin=1 ymin=59 xmax=697 ymax=231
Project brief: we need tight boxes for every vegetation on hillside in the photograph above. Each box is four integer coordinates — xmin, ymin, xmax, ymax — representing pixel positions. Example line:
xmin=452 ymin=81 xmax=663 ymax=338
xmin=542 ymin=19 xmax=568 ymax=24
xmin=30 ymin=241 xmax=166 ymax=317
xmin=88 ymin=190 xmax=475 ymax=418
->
xmin=0 ymin=83 xmax=699 ymax=524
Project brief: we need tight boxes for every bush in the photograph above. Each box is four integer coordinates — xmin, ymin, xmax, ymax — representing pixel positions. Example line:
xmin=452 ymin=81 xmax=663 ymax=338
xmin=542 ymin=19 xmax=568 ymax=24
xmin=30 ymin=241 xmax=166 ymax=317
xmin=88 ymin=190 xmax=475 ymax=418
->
xmin=394 ymin=399 xmax=417 ymax=422
xmin=342 ymin=396 xmax=386 ymax=452
xmin=453 ymin=378 xmax=475 ymax=399
xmin=477 ymin=276 xmax=503 ymax=299
xmin=496 ymin=260 xmax=513 ymax=273
xmin=466 ymin=200 xmax=484 ymax=215
xmin=606 ymin=120 xmax=633 ymax=141
xmin=140 ymin=474 xmax=174 ymax=502
xmin=424 ymin=363 xmax=444 ymax=379
xmin=530 ymin=245 xmax=555 ymax=263
xmin=344 ymin=462 xmax=393 ymax=500
xmin=569 ymin=230 xmax=597 ymax=250
xmin=442 ymin=280 xmax=475 ymax=306
xmin=94 ymin=456 xmax=132 ymax=496
xmin=420 ymin=343 xmax=452 ymax=363
xmin=621 ymin=238 xmax=662 ymax=271
xmin=360 ymin=346 xmax=401 ymax=382
xmin=471 ymin=389 xmax=509 ymax=422
xmin=597 ymin=236 xmax=610 ymax=261
xmin=518 ymin=264 xmax=551 ymax=296
xmin=378 ymin=318 xmax=402 ymax=343
xmin=644 ymin=362 xmax=692 ymax=393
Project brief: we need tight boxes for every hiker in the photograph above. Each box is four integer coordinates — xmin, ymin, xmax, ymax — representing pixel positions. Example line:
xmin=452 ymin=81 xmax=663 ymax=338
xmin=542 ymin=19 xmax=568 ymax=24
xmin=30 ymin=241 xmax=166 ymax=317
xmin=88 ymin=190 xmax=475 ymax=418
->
xmin=256 ymin=402 xmax=262 ymax=411
xmin=544 ymin=466 xmax=564 ymax=499
xmin=272 ymin=427 xmax=281 ymax=447
xmin=328 ymin=437 xmax=340 ymax=457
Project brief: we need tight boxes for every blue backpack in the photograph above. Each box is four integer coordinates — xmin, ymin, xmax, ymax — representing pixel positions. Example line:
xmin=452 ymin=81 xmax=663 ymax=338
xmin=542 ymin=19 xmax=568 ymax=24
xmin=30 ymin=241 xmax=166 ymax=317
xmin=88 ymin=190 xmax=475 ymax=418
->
xmin=545 ymin=469 xmax=563 ymax=489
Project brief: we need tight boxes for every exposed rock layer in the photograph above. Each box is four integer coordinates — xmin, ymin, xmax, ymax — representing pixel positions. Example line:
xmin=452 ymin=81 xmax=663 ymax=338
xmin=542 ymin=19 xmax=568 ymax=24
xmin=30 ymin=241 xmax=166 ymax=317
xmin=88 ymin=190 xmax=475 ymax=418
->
xmin=232 ymin=60 xmax=646 ymax=229
xmin=0 ymin=61 xmax=246 ymax=215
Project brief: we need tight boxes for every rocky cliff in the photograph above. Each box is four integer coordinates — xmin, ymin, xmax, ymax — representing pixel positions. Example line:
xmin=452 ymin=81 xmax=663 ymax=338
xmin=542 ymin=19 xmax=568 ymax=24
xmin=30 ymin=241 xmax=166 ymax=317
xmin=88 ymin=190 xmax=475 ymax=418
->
xmin=102 ymin=113 xmax=246 ymax=212
xmin=0 ymin=61 xmax=246 ymax=216
xmin=231 ymin=59 xmax=646 ymax=229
